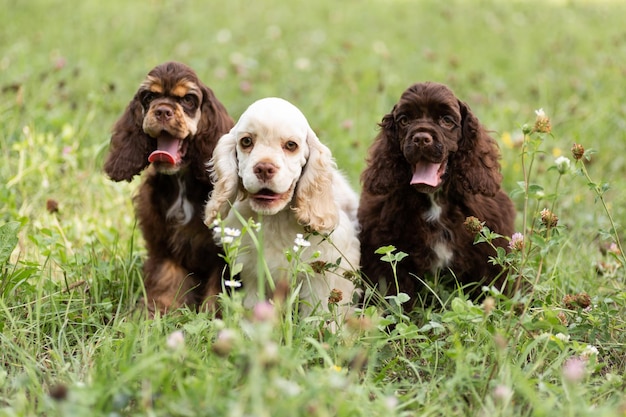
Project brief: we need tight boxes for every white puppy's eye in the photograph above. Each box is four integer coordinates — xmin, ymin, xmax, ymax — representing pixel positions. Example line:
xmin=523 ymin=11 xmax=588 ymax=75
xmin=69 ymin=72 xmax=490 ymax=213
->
xmin=240 ymin=136 xmax=253 ymax=148
xmin=284 ymin=141 xmax=298 ymax=152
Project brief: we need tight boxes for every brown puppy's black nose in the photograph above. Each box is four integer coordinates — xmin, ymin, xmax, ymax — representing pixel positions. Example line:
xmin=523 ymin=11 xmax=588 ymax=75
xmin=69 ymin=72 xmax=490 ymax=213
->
xmin=413 ymin=132 xmax=433 ymax=146
xmin=154 ymin=105 xmax=174 ymax=121
xmin=254 ymin=162 xmax=277 ymax=181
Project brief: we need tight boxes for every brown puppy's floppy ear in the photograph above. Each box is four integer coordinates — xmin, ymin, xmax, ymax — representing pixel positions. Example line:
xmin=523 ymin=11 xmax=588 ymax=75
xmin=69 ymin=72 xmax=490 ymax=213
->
xmin=203 ymin=128 xmax=241 ymax=227
xmin=451 ymin=100 xmax=503 ymax=196
xmin=103 ymin=95 xmax=152 ymax=182
xmin=293 ymin=127 xmax=338 ymax=233
xmin=360 ymin=105 xmax=412 ymax=195
xmin=190 ymin=84 xmax=235 ymax=182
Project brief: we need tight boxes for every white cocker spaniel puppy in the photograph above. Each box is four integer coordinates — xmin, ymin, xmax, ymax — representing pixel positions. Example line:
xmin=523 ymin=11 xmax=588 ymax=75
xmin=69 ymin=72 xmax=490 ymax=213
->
xmin=204 ymin=97 xmax=360 ymax=322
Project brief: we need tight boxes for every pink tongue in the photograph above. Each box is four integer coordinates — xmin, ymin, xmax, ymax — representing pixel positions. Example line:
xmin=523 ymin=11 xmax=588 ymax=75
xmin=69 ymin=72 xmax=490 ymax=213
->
xmin=148 ymin=136 xmax=180 ymax=165
xmin=410 ymin=162 xmax=442 ymax=187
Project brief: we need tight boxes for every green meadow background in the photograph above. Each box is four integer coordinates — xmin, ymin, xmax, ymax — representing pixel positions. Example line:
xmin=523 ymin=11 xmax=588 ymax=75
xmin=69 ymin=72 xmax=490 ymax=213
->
xmin=2 ymin=0 xmax=626 ymax=416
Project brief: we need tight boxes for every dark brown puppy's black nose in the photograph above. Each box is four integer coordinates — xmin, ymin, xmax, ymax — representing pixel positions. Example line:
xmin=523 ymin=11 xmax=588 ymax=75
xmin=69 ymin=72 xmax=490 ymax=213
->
xmin=154 ymin=105 xmax=174 ymax=122
xmin=413 ymin=132 xmax=433 ymax=146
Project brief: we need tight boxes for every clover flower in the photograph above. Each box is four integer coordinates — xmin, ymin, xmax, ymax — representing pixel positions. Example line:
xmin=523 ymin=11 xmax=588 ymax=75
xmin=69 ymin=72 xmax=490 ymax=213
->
xmin=212 ymin=329 xmax=236 ymax=357
xmin=554 ymin=155 xmax=571 ymax=175
xmin=607 ymin=242 xmax=621 ymax=256
xmin=571 ymin=143 xmax=585 ymax=161
xmin=509 ymin=232 xmax=525 ymax=251
xmin=533 ymin=108 xmax=551 ymax=133
xmin=252 ymin=301 xmax=276 ymax=323
xmin=328 ymin=288 xmax=343 ymax=304
xmin=563 ymin=292 xmax=591 ymax=309
xmin=563 ymin=356 xmax=586 ymax=383
xmin=540 ymin=208 xmax=559 ymax=228
xmin=166 ymin=330 xmax=185 ymax=350
xmin=463 ymin=216 xmax=483 ymax=235
xmin=580 ymin=344 xmax=599 ymax=360
xmin=555 ymin=332 xmax=570 ymax=343
xmin=493 ymin=385 xmax=513 ymax=403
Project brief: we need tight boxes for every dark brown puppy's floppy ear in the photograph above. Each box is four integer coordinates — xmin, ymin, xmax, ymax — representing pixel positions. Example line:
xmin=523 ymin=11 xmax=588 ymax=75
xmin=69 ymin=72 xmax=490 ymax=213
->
xmin=103 ymin=96 xmax=152 ymax=182
xmin=190 ymin=84 xmax=235 ymax=182
xmin=361 ymin=105 xmax=412 ymax=194
xmin=452 ymin=100 xmax=502 ymax=196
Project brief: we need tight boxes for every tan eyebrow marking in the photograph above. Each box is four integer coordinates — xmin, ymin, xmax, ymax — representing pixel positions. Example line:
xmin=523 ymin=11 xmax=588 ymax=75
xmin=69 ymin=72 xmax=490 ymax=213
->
xmin=139 ymin=75 xmax=164 ymax=94
xmin=172 ymin=80 xmax=200 ymax=98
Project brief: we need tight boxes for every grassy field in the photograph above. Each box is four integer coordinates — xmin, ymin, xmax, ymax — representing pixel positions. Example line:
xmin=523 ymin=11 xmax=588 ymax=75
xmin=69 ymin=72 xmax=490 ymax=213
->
xmin=2 ymin=0 xmax=626 ymax=415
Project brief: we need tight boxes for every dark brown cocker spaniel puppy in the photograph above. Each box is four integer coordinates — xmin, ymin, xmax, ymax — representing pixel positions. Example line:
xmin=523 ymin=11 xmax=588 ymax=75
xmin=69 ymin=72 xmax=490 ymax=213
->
xmin=104 ymin=61 xmax=234 ymax=315
xmin=358 ymin=82 xmax=515 ymax=306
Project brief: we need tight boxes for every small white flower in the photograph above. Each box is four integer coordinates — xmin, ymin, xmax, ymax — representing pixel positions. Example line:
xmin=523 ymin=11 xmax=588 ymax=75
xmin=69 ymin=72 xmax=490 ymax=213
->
xmin=554 ymin=156 xmax=571 ymax=175
xmin=555 ymin=333 xmax=570 ymax=342
xmin=166 ymin=330 xmax=185 ymax=350
xmin=535 ymin=108 xmax=546 ymax=117
xmin=224 ymin=280 xmax=242 ymax=288
xmin=580 ymin=345 xmax=599 ymax=360
xmin=222 ymin=236 xmax=234 ymax=244
xmin=224 ymin=227 xmax=241 ymax=237
xmin=294 ymin=234 xmax=311 ymax=248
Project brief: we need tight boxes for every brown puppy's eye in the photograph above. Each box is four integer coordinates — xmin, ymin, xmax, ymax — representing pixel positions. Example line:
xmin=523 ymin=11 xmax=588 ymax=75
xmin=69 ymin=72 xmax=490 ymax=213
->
xmin=141 ymin=92 xmax=156 ymax=107
xmin=181 ymin=94 xmax=198 ymax=108
xmin=240 ymin=136 xmax=253 ymax=148
xmin=439 ymin=115 xmax=459 ymax=130
xmin=396 ymin=115 xmax=409 ymax=127
xmin=284 ymin=141 xmax=298 ymax=152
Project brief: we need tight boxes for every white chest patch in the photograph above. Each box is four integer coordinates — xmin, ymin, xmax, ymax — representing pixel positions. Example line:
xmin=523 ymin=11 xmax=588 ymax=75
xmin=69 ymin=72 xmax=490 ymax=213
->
xmin=432 ymin=241 xmax=454 ymax=269
xmin=166 ymin=179 xmax=194 ymax=225
xmin=423 ymin=194 xmax=442 ymax=223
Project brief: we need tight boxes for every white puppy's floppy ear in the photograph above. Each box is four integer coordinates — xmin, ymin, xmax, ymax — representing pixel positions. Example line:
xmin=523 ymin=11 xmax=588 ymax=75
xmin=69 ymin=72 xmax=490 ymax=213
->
xmin=293 ymin=127 xmax=339 ymax=233
xmin=204 ymin=128 xmax=240 ymax=227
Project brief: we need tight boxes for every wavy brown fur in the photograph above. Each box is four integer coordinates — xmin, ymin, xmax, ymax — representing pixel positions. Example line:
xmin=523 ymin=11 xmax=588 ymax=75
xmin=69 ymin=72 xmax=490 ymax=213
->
xmin=358 ymin=82 xmax=515 ymax=306
xmin=104 ymin=62 xmax=234 ymax=314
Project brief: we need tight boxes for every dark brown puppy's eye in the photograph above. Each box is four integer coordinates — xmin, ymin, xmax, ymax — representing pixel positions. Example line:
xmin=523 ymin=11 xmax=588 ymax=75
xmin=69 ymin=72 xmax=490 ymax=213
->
xmin=181 ymin=94 xmax=198 ymax=108
xmin=439 ymin=115 xmax=458 ymax=129
xmin=240 ymin=136 xmax=253 ymax=148
xmin=141 ymin=92 xmax=155 ymax=107
xmin=396 ymin=115 xmax=409 ymax=127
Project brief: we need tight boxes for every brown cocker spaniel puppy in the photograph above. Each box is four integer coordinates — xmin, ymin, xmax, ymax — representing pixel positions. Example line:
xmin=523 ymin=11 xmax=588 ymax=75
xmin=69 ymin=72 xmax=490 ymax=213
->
xmin=358 ymin=82 xmax=515 ymax=306
xmin=104 ymin=61 xmax=234 ymax=315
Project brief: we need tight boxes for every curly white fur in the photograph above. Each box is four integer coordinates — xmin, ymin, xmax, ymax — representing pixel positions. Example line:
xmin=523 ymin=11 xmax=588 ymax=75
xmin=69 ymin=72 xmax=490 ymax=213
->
xmin=204 ymin=97 xmax=360 ymax=321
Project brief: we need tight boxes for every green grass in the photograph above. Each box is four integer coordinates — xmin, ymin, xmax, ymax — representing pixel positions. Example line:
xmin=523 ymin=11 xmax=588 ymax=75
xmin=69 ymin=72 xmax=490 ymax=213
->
xmin=2 ymin=0 xmax=626 ymax=415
